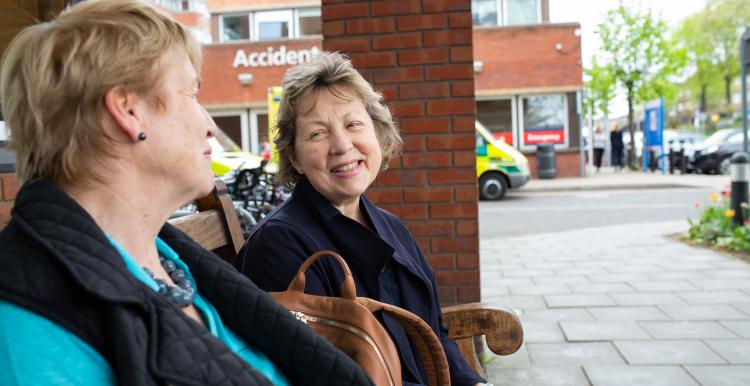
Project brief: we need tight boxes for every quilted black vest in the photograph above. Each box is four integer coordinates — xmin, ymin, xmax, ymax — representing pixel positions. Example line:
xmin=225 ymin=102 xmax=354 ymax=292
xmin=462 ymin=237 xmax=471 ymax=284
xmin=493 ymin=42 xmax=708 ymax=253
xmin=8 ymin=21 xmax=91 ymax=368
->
xmin=0 ymin=179 xmax=372 ymax=386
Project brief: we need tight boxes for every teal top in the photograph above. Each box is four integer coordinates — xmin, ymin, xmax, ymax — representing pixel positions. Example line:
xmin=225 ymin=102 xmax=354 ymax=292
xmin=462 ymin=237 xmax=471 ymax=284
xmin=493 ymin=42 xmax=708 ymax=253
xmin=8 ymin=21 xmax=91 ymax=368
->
xmin=0 ymin=237 xmax=290 ymax=386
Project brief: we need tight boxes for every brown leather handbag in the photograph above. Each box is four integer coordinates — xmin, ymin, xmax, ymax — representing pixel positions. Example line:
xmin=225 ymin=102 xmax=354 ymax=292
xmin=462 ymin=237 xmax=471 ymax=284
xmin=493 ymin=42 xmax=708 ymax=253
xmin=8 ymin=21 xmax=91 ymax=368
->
xmin=271 ymin=250 xmax=451 ymax=386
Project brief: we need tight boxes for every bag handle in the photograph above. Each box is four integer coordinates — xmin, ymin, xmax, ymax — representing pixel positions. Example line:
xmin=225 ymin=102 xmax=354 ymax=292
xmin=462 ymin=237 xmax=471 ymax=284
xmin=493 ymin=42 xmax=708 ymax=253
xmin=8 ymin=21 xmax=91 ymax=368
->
xmin=357 ymin=298 xmax=451 ymax=386
xmin=288 ymin=250 xmax=357 ymax=300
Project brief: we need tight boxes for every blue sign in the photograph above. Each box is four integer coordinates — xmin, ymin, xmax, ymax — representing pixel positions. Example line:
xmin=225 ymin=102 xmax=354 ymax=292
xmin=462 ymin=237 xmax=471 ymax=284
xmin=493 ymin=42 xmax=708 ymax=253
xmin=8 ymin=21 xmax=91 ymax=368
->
xmin=643 ymin=98 xmax=665 ymax=173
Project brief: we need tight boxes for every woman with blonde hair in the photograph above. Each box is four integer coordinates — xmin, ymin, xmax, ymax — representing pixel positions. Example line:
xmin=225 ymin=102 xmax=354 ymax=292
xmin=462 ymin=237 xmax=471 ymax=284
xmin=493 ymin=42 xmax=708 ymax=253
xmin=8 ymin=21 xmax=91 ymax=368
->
xmin=0 ymin=1 xmax=370 ymax=385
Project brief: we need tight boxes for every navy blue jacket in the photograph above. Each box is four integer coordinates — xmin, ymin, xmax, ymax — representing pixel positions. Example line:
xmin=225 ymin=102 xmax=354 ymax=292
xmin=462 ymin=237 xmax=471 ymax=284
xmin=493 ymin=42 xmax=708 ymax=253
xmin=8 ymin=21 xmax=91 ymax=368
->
xmin=234 ymin=180 xmax=484 ymax=386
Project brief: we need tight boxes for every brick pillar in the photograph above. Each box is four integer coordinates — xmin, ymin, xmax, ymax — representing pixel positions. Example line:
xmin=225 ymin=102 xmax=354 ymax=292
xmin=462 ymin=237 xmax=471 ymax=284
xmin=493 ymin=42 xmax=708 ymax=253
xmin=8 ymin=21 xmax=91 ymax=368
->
xmin=322 ymin=0 xmax=479 ymax=305
xmin=0 ymin=173 xmax=19 ymax=229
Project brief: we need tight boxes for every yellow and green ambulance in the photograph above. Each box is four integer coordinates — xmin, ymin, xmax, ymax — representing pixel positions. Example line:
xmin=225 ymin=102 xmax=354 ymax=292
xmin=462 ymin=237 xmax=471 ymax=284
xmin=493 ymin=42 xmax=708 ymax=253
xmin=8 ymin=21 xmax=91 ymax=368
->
xmin=476 ymin=121 xmax=530 ymax=200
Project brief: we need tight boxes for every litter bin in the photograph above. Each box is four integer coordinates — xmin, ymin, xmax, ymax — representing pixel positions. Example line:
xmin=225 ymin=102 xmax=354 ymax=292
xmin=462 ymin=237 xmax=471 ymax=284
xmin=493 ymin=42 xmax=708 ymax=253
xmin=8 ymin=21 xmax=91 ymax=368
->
xmin=536 ymin=143 xmax=556 ymax=179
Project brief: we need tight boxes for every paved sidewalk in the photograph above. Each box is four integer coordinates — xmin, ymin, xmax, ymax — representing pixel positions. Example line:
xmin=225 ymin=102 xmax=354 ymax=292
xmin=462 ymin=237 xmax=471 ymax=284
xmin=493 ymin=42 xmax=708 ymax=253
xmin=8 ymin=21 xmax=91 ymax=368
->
xmin=523 ymin=168 xmax=731 ymax=193
xmin=481 ymin=221 xmax=750 ymax=386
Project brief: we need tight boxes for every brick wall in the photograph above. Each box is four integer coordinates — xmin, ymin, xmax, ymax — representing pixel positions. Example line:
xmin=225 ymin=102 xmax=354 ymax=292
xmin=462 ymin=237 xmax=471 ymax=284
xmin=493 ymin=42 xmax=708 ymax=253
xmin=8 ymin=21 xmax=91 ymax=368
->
xmin=526 ymin=151 xmax=581 ymax=178
xmin=0 ymin=173 xmax=19 ymax=229
xmin=474 ymin=23 xmax=582 ymax=92
xmin=322 ymin=0 xmax=479 ymax=305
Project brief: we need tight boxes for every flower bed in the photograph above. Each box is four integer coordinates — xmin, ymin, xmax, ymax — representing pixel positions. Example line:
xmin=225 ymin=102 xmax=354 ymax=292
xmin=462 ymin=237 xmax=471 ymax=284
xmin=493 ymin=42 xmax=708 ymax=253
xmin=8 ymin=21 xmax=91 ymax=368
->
xmin=683 ymin=190 xmax=750 ymax=255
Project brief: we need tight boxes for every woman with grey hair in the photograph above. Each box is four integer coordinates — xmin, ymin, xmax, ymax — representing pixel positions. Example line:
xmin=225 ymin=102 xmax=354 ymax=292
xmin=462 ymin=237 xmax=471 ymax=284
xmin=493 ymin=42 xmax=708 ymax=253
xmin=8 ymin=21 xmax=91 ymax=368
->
xmin=0 ymin=2 xmax=370 ymax=385
xmin=234 ymin=52 xmax=487 ymax=386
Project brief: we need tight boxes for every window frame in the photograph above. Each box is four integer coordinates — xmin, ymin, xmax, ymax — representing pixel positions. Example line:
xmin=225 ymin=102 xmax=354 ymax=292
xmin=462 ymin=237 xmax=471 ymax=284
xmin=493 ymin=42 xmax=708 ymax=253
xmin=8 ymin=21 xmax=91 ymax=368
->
xmin=518 ymin=93 xmax=570 ymax=151
xmin=472 ymin=0 xmax=543 ymax=27
xmin=253 ymin=9 xmax=294 ymax=41
xmin=219 ymin=12 xmax=252 ymax=43
xmin=295 ymin=7 xmax=322 ymax=38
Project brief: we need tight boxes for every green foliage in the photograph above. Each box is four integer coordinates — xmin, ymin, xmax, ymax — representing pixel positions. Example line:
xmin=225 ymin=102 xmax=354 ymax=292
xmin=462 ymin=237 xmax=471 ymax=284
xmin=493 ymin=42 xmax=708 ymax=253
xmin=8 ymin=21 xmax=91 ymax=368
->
xmin=596 ymin=1 xmax=685 ymax=165
xmin=584 ymin=57 xmax=616 ymax=119
xmin=685 ymin=194 xmax=750 ymax=254
xmin=673 ymin=0 xmax=750 ymax=112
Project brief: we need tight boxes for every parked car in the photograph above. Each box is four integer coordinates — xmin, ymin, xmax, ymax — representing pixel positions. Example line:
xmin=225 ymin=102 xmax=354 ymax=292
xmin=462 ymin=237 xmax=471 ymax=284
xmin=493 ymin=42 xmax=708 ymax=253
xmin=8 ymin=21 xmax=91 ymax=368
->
xmin=691 ymin=128 xmax=744 ymax=175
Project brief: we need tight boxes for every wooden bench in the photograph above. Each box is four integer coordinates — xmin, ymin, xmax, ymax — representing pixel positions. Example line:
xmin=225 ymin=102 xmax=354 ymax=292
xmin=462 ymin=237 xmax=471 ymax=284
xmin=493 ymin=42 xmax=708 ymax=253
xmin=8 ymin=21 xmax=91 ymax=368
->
xmin=169 ymin=180 xmax=523 ymax=379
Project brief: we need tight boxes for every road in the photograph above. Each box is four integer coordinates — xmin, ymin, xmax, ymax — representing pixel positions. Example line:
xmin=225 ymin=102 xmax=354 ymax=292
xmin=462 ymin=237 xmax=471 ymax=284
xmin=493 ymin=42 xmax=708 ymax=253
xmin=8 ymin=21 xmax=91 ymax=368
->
xmin=479 ymin=188 xmax=716 ymax=239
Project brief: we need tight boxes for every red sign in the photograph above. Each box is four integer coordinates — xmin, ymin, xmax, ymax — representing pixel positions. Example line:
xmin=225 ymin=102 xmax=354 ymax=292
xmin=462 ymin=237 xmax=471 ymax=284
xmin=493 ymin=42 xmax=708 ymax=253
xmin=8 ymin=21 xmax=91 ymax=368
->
xmin=492 ymin=132 xmax=513 ymax=145
xmin=524 ymin=130 xmax=565 ymax=145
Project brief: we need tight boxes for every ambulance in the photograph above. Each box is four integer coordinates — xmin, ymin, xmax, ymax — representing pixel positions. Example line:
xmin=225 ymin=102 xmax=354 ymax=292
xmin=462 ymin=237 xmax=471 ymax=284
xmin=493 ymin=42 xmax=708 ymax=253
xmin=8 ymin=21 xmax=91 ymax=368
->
xmin=476 ymin=121 xmax=530 ymax=200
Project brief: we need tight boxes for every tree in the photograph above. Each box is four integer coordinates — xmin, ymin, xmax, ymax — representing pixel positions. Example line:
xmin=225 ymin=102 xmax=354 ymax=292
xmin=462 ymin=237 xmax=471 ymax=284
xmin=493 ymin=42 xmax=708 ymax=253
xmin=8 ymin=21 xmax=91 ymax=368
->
xmin=703 ymin=0 xmax=750 ymax=107
xmin=597 ymin=2 xmax=685 ymax=167
xmin=584 ymin=57 xmax=616 ymax=122
xmin=674 ymin=11 xmax=723 ymax=129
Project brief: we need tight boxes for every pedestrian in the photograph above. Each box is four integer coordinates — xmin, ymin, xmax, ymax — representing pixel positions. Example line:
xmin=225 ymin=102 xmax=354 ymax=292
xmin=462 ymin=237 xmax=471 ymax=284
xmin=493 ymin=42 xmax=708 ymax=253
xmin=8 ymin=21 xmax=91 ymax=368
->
xmin=593 ymin=126 xmax=607 ymax=172
xmin=0 ymin=1 xmax=370 ymax=385
xmin=234 ymin=52 xmax=489 ymax=386
xmin=610 ymin=123 xmax=625 ymax=171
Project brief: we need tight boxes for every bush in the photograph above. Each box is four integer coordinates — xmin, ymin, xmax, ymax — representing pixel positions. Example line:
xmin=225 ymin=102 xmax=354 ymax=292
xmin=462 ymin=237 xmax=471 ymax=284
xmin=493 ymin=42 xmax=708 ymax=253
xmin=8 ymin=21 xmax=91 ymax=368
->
xmin=684 ymin=192 xmax=750 ymax=254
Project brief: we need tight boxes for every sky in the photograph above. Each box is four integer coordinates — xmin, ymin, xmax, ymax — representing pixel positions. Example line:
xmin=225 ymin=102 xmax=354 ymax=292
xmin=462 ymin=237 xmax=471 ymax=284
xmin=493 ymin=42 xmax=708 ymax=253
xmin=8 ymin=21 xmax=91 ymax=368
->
xmin=549 ymin=0 xmax=709 ymax=117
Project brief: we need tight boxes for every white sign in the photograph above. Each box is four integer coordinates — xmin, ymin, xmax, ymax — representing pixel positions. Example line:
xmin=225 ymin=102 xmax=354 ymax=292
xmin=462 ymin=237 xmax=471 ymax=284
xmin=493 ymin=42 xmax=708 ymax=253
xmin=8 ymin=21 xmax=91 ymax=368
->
xmin=0 ymin=120 xmax=6 ymax=141
xmin=233 ymin=46 xmax=321 ymax=68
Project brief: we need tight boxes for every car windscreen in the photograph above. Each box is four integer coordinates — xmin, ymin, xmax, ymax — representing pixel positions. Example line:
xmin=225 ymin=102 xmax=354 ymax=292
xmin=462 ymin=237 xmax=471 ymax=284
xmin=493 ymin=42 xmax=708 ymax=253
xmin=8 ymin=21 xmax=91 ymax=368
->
xmin=702 ymin=129 xmax=740 ymax=148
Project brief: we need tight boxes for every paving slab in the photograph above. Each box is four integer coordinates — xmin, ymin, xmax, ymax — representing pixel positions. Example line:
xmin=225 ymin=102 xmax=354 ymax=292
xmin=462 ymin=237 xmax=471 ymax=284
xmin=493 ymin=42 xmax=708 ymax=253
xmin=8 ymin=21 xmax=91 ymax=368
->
xmin=586 ymin=306 xmax=671 ymax=321
xmin=658 ymin=304 xmax=749 ymax=321
xmin=676 ymin=290 xmax=750 ymax=304
xmin=627 ymin=280 xmax=700 ymax=292
xmin=647 ymin=271 xmax=711 ymax=281
xmin=532 ymin=275 xmax=592 ymax=286
xmin=733 ymin=303 xmax=750 ymax=316
xmin=705 ymin=340 xmax=750 ymax=364
xmin=610 ymin=292 xmax=686 ymax=306
xmin=640 ymin=321 xmax=737 ymax=339
xmin=560 ymin=321 xmax=650 ymax=341
xmin=485 ymin=365 xmax=589 ymax=386
xmin=520 ymin=308 xmax=594 ymax=322
xmin=568 ymin=283 xmax=635 ymax=294
xmin=614 ymin=340 xmax=726 ymax=364
xmin=481 ymin=295 xmax=547 ymax=310
xmin=545 ymin=294 xmax=616 ymax=308
xmin=509 ymin=285 xmax=571 ymax=295
xmin=501 ymin=268 xmax=555 ymax=278
xmin=689 ymin=279 xmax=750 ymax=291
xmin=720 ymin=321 xmax=750 ymax=338
xmin=685 ymin=365 xmax=750 ymax=386
xmin=527 ymin=342 xmax=625 ymax=365
xmin=584 ymin=365 xmax=698 ymax=386
xmin=587 ymin=273 xmax=649 ymax=283
xmin=705 ymin=269 xmax=750 ymax=278
xmin=520 ymin=321 xmax=566 ymax=343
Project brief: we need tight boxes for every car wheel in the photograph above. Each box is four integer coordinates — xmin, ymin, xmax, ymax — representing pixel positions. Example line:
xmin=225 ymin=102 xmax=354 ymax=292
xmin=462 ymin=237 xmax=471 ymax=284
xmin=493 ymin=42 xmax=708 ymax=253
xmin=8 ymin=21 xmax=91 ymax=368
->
xmin=479 ymin=173 xmax=508 ymax=200
xmin=719 ymin=157 xmax=732 ymax=175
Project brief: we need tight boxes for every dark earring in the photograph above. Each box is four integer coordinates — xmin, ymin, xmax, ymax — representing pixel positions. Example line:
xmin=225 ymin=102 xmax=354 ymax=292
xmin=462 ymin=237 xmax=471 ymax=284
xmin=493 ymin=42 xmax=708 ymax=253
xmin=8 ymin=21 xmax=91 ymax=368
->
xmin=138 ymin=132 xmax=147 ymax=141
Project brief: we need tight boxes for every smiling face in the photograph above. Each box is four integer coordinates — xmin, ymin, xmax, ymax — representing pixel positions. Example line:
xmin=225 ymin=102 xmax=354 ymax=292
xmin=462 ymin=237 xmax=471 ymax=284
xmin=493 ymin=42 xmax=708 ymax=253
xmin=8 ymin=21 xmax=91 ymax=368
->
xmin=290 ymin=86 xmax=382 ymax=211
xmin=140 ymin=50 xmax=216 ymax=201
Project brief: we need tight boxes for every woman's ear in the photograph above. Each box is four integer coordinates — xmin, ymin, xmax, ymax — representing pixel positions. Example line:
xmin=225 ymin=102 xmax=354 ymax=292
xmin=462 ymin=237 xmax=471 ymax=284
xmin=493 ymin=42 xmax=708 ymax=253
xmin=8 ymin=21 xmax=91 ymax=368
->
xmin=103 ymin=85 xmax=145 ymax=142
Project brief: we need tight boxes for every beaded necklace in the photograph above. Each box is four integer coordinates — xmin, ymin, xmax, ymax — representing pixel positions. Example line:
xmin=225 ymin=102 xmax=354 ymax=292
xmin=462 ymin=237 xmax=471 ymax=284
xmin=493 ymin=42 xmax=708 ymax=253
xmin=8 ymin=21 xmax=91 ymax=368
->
xmin=142 ymin=255 xmax=195 ymax=308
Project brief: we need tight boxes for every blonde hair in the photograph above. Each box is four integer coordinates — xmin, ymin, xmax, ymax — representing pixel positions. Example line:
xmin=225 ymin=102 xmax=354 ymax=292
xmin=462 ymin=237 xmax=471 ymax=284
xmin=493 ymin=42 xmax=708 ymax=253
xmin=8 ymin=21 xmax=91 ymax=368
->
xmin=274 ymin=51 xmax=402 ymax=189
xmin=0 ymin=0 xmax=202 ymax=185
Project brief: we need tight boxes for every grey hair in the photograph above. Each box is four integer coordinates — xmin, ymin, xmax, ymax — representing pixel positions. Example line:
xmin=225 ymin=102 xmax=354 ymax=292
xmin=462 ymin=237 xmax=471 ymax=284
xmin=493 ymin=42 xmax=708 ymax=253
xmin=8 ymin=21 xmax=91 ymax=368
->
xmin=274 ymin=51 xmax=402 ymax=189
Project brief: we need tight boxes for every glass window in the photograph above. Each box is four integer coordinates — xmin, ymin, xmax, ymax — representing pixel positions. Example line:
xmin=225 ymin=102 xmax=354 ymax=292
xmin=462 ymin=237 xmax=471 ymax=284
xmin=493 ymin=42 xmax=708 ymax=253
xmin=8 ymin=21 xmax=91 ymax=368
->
xmin=521 ymin=94 xmax=567 ymax=147
xmin=472 ymin=0 xmax=499 ymax=26
xmin=506 ymin=0 xmax=539 ymax=26
xmin=255 ymin=10 xmax=293 ymax=41
xmin=297 ymin=8 xmax=321 ymax=37
xmin=477 ymin=99 xmax=514 ymax=145
xmin=222 ymin=14 xmax=249 ymax=41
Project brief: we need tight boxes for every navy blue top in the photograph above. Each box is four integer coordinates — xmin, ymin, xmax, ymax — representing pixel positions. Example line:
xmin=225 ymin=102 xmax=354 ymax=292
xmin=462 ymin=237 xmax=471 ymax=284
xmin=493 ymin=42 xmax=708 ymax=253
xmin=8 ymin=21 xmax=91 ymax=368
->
xmin=234 ymin=179 xmax=484 ymax=386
